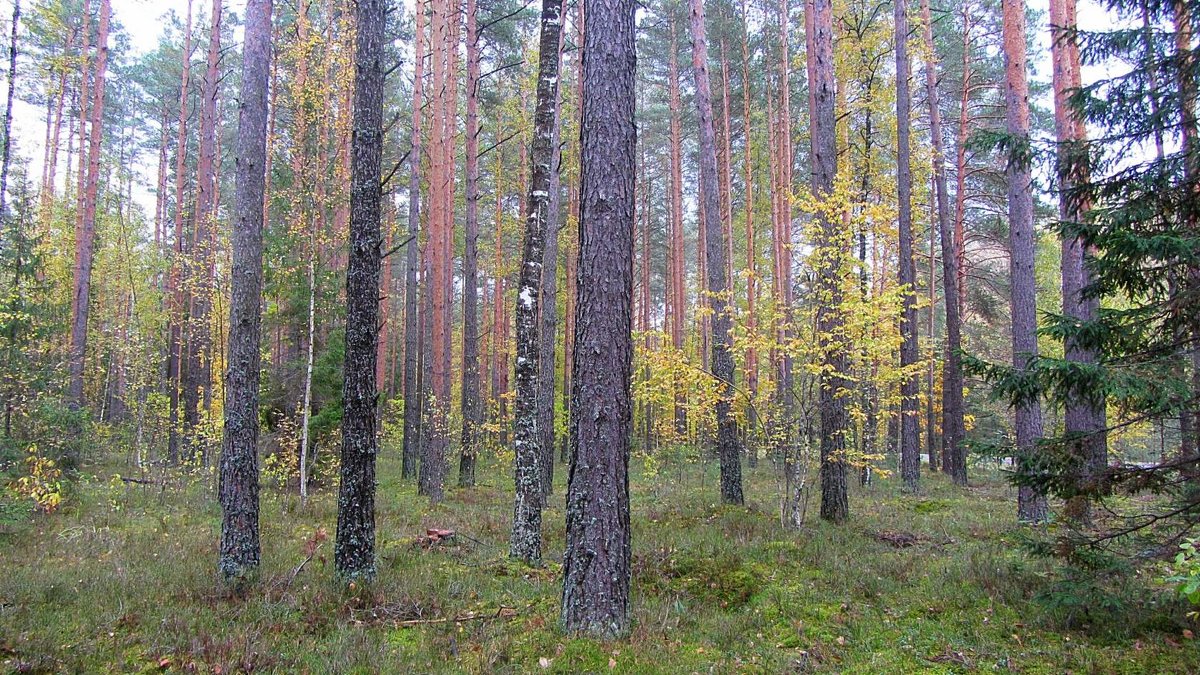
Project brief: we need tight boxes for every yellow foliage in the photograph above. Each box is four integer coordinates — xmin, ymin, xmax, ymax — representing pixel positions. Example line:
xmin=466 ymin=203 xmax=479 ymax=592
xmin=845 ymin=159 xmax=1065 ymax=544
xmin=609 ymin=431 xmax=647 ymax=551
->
xmin=12 ymin=445 xmax=64 ymax=514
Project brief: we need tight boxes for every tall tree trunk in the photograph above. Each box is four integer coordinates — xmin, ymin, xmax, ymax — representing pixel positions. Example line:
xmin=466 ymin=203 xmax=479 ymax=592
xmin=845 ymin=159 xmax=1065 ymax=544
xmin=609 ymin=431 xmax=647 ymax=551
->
xmin=67 ymin=0 xmax=110 ymax=410
xmin=0 ymin=0 xmax=21 ymax=224
xmin=922 ymin=0 xmax=966 ymax=484
xmin=668 ymin=24 xmax=687 ymax=437
xmin=459 ymin=0 xmax=482 ymax=487
xmin=403 ymin=0 xmax=426 ymax=481
xmin=690 ymin=0 xmax=744 ymax=505
xmin=741 ymin=0 xmax=758 ymax=466
xmin=1002 ymin=0 xmax=1048 ymax=522
xmin=561 ymin=0 xmax=634 ymax=635
xmin=1173 ymin=1 xmax=1200 ymax=467
xmin=538 ymin=35 xmax=566 ymax=500
xmin=167 ymin=0 xmax=194 ymax=464
xmin=183 ymin=0 xmax=221 ymax=464
xmin=809 ymin=0 xmax=849 ymax=523
xmin=218 ymin=0 xmax=271 ymax=581
xmin=511 ymin=0 xmax=564 ymax=564
xmin=897 ymin=0 xmax=921 ymax=490
xmin=422 ymin=0 xmax=457 ymax=503
xmin=1051 ymin=0 xmax=1107 ymax=511
xmin=336 ymin=0 xmax=384 ymax=580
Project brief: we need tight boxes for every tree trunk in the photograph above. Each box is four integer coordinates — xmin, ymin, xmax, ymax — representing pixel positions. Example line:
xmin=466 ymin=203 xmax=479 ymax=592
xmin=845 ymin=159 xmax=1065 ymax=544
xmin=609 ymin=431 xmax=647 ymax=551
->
xmin=1002 ymin=0 xmax=1048 ymax=522
xmin=668 ymin=24 xmax=687 ymax=438
xmin=538 ymin=36 xmax=566 ymax=500
xmin=402 ymin=0 xmax=426 ymax=481
xmin=931 ymin=0 xmax=967 ymax=483
xmin=0 ymin=0 xmax=21 ymax=224
xmin=741 ymin=0 xmax=758 ymax=466
xmin=67 ymin=0 xmax=110 ymax=410
xmin=183 ymin=0 xmax=221 ymax=464
xmin=459 ymin=0 xmax=482 ymax=488
xmin=510 ymin=0 xmax=564 ymax=564
xmin=218 ymin=0 xmax=271 ymax=582
xmin=167 ymin=0 xmax=194 ymax=464
xmin=690 ymin=0 xmax=744 ymax=505
xmin=897 ymin=0 xmax=921 ymax=491
xmin=809 ymin=0 xmax=849 ymax=523
xmin=1051 ymin=0 xmax=1107 ymax=508
xmin=336 ymin=0 xmax=385 ymax=580
xmin=561 ymin=0 xmax=634 ymax=637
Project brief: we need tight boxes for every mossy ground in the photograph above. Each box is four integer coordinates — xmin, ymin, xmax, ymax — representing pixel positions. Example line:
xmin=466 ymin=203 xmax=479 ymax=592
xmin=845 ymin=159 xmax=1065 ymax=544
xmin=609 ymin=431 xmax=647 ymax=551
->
xmin=1 ymin=454 xmax=1197 ymax=673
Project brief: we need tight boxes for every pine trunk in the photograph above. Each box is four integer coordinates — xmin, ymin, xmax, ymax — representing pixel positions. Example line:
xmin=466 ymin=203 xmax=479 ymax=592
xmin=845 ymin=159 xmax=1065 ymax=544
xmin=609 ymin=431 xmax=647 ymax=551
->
xmin=561 ymin=0 xmax=634 ymax=636
xmin=459 ymin=0 xmax=482 ymax=487
xmin=336 ymin=0 xmax=385 ymax=579
xmin=897 ymin=0 xmax=921 ymax=490
xmin=402 ymin=0 xmax=426 ymax=481
xmin=810 ymin=0 xmax=849 ymax=523
xmin=690 ymin=0 xmax=744 ymax=505
xmin=67 ymin=0 xmax=110 ymax=410
xmin=1003 ymin=0 xmax=1048 ymax=522
xmin=218 ymin=0 xmax=271 ymax=581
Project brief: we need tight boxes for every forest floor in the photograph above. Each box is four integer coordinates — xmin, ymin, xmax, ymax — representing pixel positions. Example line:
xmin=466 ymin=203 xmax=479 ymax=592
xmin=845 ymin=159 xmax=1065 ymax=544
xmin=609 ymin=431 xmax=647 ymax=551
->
xmin=1 ymin=451 xmax=1197 ymax=674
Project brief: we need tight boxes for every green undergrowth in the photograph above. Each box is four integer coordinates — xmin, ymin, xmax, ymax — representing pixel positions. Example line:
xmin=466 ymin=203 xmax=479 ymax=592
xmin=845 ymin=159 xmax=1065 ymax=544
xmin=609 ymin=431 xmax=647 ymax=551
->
xmin=1 ymin=454 xmax=1197 ymax=673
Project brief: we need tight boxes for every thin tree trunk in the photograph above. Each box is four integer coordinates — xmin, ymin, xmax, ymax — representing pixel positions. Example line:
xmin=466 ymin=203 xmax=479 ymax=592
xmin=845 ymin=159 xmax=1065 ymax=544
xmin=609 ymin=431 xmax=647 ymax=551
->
xmin=897 ymin=0 xmax=921 ymax=490
xmin=668 ymin=24 xmax=687 ymax=437
xmin=741 ymin=0 xmax=758 ymax=466
xmin=336 ymin=0 xmax=384 ymax=580
xmin=459 ymin=0 xmax=482 ymax=487
xmin=511 ymin=0 xmax=564 ymax=563
xmin=561 ymin=0 xmax=634 ymax=635
xmin=1051 ymin=0 xmax=1107 ymax=510
xmin=183 ymin=0 xmax=221 ymax=464
xmin=809 ymin=0 xmax=849 ymax=523
xmin=690 ymin=0 xmax=744 ymax=505
xmin=167 ymin=0 xmax=194 ymax=464
xmin=0 ymin=0 xmax=21 ymax=224
xmin=538 ymin=34 xmax=566 ymax=500
xmin=218 ymin=0 xmax=271 ymax=581
xmin=67 ymin=0 xmax=110 ymax=411
xmin=402 ymin=0 xmax=426 ymax=481
xmin=921 ymin=0 xmax=966 ymax=485
xmin=1003 ymin=0 xmax=1048 ymax=522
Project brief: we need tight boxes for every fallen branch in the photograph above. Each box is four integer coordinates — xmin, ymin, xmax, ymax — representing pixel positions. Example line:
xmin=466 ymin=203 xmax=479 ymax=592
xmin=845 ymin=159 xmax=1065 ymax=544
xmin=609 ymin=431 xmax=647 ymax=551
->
xmin=393 ymin=606 xmax=518 ymax=627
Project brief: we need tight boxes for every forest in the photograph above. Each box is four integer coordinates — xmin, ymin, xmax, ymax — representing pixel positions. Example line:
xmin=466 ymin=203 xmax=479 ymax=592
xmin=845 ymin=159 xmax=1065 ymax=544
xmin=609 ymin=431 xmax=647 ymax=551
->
xmin=0 ymin=0 xmax=1199 ymax=670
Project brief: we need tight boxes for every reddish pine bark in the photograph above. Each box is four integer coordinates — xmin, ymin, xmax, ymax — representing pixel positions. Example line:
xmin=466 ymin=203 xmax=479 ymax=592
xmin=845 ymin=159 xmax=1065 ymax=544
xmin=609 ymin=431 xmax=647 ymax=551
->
xmin=67 ymin=0 xmax=110 ymax=409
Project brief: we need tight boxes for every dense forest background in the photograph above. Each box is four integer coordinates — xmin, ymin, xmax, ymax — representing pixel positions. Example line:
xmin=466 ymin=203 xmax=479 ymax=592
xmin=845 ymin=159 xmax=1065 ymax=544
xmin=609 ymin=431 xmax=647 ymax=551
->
xmin=1 ymin=0 xmax=1199 ymax=669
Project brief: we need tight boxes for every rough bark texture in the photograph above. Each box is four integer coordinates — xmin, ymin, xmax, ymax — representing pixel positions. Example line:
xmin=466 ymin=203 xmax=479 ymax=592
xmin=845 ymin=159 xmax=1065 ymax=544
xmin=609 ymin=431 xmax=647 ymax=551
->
xmin=739 ymin=0 xmax=758 ymax=464
xmin=667 ymin=25 xmax=687 ymax=437
xmin=1175 ymin=0 xmax=1200 ymax=467
xmin=922 ymin=0 xmax=966 ymax=485
xmin=561 ymin=0 xmax=634 ymax=637
xmin=689 ymin=0 xmax=744 ymax=505
xmin=402 ymin=0 xmax=426 ymax=481
xmin=510 ymin=0 xmax=563 ymax=564
xmin=460 ymin=0 xmax=482 ymax=488
xmin=1002 ymin=0 xmax=1048 ymax=522
xmin=183 ymin=0 xmax=222 ymax=459
xmin=539 ymin=44 xmax=566 ymax=500
xmin=218 ymin=0 xmax=271 ymax=581
xmin=167 ymin=0 xmax=194 ymax=464
xmin=0 ymin=0 xmax=20 ymax=225
xmin=1050 ymin=0 xmax=1107 ymax=496
xmin=336 ymin=0 xmax=384 ymax=579
xmin=809 ymin=0 xmax=848 ymax=523
xmin=896 ymin=0 xmax=921 ymax=491
xmin=67 ymin=0 xmax=110 ymax=409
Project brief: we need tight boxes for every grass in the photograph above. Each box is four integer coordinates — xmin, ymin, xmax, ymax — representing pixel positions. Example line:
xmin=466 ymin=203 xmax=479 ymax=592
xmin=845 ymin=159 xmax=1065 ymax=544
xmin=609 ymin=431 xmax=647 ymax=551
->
xmin=1 ymin=451 xmax=1197 ymax=673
